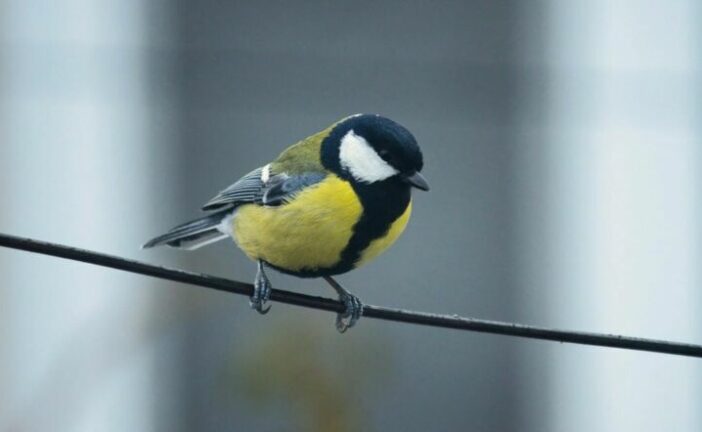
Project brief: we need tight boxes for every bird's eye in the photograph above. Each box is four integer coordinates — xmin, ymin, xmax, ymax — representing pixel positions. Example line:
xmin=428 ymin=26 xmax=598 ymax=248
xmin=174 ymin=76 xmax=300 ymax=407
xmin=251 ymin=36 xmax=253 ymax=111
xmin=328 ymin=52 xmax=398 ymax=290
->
xmin=377 ymin=149 xmax=390 ymax=158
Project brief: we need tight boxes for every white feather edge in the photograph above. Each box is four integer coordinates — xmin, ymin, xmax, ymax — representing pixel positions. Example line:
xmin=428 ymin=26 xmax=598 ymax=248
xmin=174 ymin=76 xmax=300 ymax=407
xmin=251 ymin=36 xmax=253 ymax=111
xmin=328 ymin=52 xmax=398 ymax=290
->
xmin=179 ymin=232 xmax=229 ymax=250
xmin=261 ymin=163 xmax=271 ymax=184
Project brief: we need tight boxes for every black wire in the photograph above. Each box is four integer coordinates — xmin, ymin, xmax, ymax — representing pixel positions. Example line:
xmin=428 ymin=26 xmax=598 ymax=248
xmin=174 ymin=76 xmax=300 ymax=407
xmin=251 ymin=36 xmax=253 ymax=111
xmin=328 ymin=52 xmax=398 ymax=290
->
xmin=0 ymin=232 xmax=700 ymax=358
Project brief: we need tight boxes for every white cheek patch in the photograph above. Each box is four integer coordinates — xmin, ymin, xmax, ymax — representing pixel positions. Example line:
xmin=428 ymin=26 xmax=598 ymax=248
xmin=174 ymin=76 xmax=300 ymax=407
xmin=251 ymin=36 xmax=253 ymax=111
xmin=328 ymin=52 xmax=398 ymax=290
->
xmin=339 ymin=130 xmax=398 ymax=183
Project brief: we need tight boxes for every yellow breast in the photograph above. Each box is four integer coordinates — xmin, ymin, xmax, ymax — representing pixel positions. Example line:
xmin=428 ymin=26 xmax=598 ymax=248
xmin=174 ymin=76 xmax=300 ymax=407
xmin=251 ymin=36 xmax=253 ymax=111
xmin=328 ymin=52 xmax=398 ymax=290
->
xmin=232 ymin=176 xmax=362 ymax=272
xmin=231 ymin=175 xmax=412 ymax=274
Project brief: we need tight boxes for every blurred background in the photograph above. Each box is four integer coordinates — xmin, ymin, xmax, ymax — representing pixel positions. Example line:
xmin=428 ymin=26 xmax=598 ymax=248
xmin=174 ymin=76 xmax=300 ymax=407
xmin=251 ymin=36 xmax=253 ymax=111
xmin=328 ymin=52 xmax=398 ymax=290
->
xmin=1 ymin=0 xmax=700 ymax=431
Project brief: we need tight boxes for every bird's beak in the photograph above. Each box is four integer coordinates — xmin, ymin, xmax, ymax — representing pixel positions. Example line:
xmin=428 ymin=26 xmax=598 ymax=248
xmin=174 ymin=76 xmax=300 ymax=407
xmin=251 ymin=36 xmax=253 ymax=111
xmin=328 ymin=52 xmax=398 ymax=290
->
xmin=403 ymin=172 xmax=430 ymax=191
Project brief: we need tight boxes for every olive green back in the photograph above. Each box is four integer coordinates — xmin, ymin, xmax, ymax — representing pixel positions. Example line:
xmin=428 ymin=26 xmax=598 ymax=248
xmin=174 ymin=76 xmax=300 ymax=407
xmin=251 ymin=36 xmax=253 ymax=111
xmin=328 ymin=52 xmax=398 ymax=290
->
xmin=270 ymin=116 xmax=354 ymax=175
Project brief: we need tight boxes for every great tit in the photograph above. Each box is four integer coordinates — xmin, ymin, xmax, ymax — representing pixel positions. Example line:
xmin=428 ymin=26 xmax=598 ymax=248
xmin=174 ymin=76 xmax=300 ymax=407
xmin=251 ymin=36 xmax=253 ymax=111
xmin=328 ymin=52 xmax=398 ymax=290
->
xmin=144 ymin=114 xmax=429 ymax=331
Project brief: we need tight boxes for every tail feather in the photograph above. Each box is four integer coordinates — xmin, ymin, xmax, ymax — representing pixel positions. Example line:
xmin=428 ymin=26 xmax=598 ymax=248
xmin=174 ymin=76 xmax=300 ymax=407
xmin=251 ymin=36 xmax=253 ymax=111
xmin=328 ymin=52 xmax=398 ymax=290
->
xmin=143 ymin=209 xmax=232 ymax=250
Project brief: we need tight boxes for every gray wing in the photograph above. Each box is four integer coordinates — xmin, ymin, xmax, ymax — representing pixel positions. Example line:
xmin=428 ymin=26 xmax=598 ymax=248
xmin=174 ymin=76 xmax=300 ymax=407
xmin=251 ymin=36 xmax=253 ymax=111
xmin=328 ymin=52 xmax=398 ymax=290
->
xmin=202 ymin=167 xmax=326 ymax=210
xmin=202 ymin=167 xmax=265 ymax=210
xmin=262 ymin=172 xmax=326 ymax=206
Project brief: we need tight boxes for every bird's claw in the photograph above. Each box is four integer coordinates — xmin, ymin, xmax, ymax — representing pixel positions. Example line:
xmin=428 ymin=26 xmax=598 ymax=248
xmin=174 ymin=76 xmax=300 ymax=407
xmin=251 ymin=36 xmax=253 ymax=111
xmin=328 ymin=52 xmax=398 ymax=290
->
xmin=336 ymin=291 xmax=363 ymax=333
xmin=251 ymin=261 xmax=272 ymax=314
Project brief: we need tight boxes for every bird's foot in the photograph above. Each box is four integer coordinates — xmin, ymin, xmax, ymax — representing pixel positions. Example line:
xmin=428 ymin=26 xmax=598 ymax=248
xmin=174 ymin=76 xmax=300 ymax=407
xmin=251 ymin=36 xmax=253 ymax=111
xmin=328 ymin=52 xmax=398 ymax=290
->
xmin=336 ymin=291 xmax=363 ymax=333
xmin=250 ymin=261 xmax=272 ymax=314
xmin=323 ymin=276 xmax=363 ymax=333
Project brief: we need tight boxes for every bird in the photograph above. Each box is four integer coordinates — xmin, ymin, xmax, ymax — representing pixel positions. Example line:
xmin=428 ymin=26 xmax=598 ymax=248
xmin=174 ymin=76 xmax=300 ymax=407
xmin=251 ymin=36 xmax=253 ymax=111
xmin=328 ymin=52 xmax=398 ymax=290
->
xmin=143 ymin=114 xmax=429 ymax=332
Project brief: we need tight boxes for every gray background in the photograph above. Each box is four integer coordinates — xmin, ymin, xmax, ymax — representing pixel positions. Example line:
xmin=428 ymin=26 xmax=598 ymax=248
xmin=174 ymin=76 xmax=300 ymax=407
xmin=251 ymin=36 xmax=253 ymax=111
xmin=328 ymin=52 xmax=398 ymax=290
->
xmin=1 ymin=1 xmax=700 ymax=431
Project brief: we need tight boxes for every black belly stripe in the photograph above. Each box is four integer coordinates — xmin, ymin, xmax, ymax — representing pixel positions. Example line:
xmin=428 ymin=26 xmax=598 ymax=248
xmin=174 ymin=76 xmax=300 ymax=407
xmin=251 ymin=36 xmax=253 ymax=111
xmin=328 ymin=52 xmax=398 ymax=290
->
xmin=332 ymin=178 xmax=411 ymax=274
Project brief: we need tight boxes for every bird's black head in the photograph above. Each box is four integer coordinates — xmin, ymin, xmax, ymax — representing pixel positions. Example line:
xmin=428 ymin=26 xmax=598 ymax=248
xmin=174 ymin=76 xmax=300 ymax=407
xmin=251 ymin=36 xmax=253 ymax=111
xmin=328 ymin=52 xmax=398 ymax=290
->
xmin=321 ymin=114 xmax=429 ymax=190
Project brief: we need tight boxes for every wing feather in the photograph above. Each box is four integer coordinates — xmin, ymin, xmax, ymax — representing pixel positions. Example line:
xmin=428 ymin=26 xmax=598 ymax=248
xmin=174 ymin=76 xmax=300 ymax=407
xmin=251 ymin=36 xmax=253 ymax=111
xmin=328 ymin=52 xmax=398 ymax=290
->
xmin=262 ymin=172 xmax=326 ymax=206
xmin=202 ymin=167 xmax=265 ymax=210
xmin=201 ymin=166 xmax=327 ymax=211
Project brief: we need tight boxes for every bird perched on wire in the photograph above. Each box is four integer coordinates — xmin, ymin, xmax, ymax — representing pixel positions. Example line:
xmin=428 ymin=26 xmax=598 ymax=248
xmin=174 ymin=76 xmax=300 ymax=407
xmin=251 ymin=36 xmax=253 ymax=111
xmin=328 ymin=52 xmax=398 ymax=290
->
xmin=143 ymin=114 xmax=429 ymax=332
